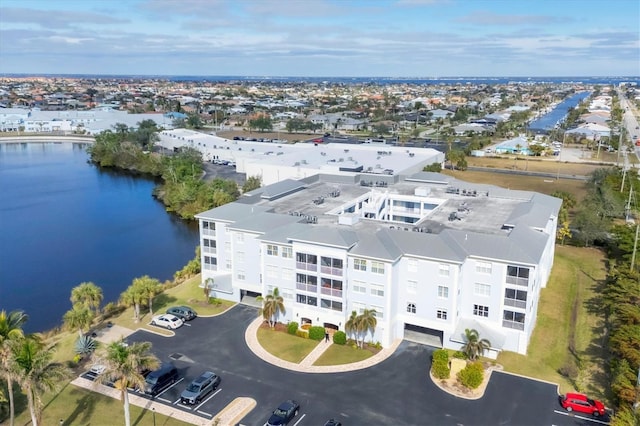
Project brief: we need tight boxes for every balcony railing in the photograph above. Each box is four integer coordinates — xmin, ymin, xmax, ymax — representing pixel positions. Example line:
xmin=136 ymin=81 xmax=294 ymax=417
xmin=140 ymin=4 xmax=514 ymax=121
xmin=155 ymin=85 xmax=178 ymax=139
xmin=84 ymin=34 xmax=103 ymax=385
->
xmin=320 ymin=287 xmax=343 ymax=297
xmin=320 ymin=266 xmax=343 ymax=276
xmin=502 ymin=320 xmax=525 ymax=330
xmin=296 ymin=283 xmax=317 ymax=292
xmin=202 ymin=229 xmax=216 ymax=237
xmin=203 ymin=264 xmax=217 ymax=271
xmin=506 ymin=276 xmax=529 ymax=287
xmin=202 ymin=247 xmax=217 ymax=254
xmin=504 ymin=299 xmax=526 ymax=309
xmin=296 ymin=262 xmax=317 ymax=271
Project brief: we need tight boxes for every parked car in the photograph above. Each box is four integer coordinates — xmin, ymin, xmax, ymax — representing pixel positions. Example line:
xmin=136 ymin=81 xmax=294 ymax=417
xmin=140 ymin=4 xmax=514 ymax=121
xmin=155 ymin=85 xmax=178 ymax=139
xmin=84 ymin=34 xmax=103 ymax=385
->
xmin=143 ymin=363 xmax=179 ymax=396
xmin=267 ymin=400 xmax=300 ymax=426
xmin=166 ymin=306 xmax=197 ymax=321
xmin=560 ymin=393 xmax=606 ymax=416
xmin=180 ymin=371 xmax=220 ymax=405
xmin=151 ymin=314 xmax=184 ymax=329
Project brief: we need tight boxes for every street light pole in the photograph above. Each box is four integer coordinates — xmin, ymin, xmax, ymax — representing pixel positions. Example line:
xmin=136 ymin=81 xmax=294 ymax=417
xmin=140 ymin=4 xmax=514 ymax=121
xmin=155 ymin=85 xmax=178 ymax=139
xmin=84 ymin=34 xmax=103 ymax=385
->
xmin=152 ymin=407 xmax=156 ymax=426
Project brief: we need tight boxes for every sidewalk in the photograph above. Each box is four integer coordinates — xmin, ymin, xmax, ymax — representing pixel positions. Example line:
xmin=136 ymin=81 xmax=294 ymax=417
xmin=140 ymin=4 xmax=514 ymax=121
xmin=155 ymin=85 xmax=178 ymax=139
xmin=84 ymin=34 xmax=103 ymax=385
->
xmin=244 ymin=317 xmax=402 ymax=373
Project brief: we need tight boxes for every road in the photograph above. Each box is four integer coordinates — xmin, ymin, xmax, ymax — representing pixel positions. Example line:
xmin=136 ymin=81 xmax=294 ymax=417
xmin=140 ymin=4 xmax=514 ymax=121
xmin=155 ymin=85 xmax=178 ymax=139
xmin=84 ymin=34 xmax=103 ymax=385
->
xmin=616 ymin=87 xmax=640 ymax=163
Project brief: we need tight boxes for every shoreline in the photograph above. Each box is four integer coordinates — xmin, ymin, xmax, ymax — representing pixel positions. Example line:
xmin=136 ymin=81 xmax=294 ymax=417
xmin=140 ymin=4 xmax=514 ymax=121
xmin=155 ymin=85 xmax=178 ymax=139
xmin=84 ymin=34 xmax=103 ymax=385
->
xmin=0 ymin=135 xmax=95 ymax=144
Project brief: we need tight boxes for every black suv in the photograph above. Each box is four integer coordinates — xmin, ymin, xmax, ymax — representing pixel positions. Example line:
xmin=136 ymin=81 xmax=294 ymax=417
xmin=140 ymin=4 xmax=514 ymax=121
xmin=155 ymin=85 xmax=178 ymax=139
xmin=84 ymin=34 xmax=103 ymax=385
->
xmin=143 ymin=363 xmax=178 ymax=396
xmin=166 ymin=306 xmax=197 ymax=321
xmin=180 ymin=371 xmax=220 ymax=405
xmin=267 ymin=400 xmax=300 ymax=426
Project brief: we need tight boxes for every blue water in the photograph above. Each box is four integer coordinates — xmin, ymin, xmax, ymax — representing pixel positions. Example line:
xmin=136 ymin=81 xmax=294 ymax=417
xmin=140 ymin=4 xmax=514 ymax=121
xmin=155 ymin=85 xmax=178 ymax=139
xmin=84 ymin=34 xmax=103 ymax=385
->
xmin=0 ymin=143 xmax=199 ymax=333
xmin=528 ymin=92 xmax=592 ymax=133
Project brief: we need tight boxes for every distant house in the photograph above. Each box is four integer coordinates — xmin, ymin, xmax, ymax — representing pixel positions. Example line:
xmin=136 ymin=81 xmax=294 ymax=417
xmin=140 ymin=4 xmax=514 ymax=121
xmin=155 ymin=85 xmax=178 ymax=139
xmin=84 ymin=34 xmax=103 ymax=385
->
xmin=494 ymin=135 xmax=532 ymax=155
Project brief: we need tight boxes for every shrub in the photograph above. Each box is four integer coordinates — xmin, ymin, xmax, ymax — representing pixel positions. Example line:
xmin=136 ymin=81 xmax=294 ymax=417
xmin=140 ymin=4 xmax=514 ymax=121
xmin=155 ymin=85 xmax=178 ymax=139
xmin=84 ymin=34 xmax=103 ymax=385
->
xmin=433 ymin=349 xmax=449 ymax=363
xmin=431 ymin=359 xmax=450 ymax=379
xmin=457 ymin=361 xmax=484 ymax=389
xmin=308 ymin=326 xmax=325 ymax=341
xmin=287 ymin=321 xmax=299 ymax=335
xmin=74 ymin=335 xmax=98 ymax=356
xmin=452 ymin=351 xmax=467 ymax=359
xmin=296 ymin=329 xmax=309 ymax=339
xmin=333 ymin=330 xmax=347 ymax=345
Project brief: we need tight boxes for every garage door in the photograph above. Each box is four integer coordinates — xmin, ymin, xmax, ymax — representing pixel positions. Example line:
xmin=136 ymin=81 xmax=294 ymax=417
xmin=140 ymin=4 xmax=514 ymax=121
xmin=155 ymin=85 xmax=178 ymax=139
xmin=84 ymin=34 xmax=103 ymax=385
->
xmin=404 ymin=324 xmax=443 ymax=347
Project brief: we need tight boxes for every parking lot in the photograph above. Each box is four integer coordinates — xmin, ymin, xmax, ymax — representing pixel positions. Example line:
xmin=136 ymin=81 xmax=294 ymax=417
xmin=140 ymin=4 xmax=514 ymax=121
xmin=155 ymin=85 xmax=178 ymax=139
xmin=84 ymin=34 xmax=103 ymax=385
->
xmin=80 ymin=305 xmax=610 ymax=425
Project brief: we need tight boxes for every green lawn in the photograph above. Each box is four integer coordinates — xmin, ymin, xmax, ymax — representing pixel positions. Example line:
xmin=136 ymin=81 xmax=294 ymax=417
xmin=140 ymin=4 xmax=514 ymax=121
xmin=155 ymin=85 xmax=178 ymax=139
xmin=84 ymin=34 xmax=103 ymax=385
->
xmin=313 ymin=343 xmax=374 ymax=366
xmin=497 ymin=246 xmax=608 ymax=400
xmin=256 ymin=327 xmax=319 ymax=363
xmin=12 ymin=383 xmax=191 ymax=426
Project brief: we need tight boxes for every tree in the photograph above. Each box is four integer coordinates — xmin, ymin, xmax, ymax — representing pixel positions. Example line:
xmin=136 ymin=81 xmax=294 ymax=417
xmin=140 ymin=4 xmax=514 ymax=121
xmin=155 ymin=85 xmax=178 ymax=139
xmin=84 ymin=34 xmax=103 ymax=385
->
xmin=186 ymin=113 xmax=202 ymax=129
xmin=63 ymin=306 xmax=94 ymax=338
xmin=461 ymin=328 xmax=491 ymax=361
xmin=260 ymin=287 xmax=285 ymax=328
xmin=203 ymin=278 xmax=215 ymax=302
xmin=11 ymin=337 xmax=70 ymax=426
xmin=357 ymin=309 xmax=377 ymax=348
xmin=132 ymin=276 xmax=162 ymax=316
xmin=0 ymin=310 xmax=28 ymax=426
xmin=70 ymin=282 xmax=103 ymax=316
xmin=249 ymin=115 xmax=273 ymax=132
xmin=120 ymin=284 xmax=145 ymax=322
xmin=242 ymin=176 xmax=262 ymax=193
xmin=345 ymin=311 xmax=358 ymax=342
xmin=93 ymin=340 xmax=160 ymax=426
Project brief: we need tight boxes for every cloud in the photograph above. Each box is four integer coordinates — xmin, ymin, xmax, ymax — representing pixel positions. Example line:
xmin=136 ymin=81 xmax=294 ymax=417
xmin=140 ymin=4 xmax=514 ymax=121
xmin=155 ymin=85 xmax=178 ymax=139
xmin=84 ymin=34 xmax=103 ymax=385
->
xmin=456 ymin=11 xmax=571 ymax=26
xmin=0 ymin=7 xmax=128 ymax=29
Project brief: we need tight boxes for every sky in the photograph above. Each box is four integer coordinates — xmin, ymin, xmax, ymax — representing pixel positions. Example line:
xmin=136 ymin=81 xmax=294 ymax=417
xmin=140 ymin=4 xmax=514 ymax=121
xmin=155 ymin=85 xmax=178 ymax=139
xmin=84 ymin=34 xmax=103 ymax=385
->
xmin=0 ymin=0 xmax=638 ymax=77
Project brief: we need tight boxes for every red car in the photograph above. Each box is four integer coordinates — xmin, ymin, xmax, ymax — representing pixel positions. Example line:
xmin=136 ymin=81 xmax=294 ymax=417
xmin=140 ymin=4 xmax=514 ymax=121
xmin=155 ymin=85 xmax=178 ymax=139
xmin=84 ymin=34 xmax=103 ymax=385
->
xmin=560 ymin=393 xmax=605 ymax=416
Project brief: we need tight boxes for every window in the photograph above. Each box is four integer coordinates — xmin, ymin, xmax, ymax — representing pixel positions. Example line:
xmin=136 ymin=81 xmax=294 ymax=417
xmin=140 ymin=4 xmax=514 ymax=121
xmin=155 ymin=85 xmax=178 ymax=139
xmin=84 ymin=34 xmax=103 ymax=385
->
xmin=321 ymin=257 xmax=343 ymax=275
xmin=236 ymin=233 xmax=244 ymax=243
xmin=266 ymin=265 xmax=278 ymax=279
xmin=370 ymin=283 xmax=384 ymax=297
xmin=236 ymin=251 xmax=245 ymax=263
xmin=408 ymin=258 xmax=418 ymax=272
xmin=321 ymin=299 xmax=343 ymax=312
xmin=203 ymin=256 xmax=217 ymax=270
xmin=439 ymin=264 xmax=450 ymax=277
xmin=407 ymin=280 xmax=417 ymax=294
xmin=437 ymin=309 xmax=448 ymax=320
xmin=296 ymin=252 xmax=317 ymax=271
xmin=281 ymin=291 xmax=294 ymax=300
xmin=266 ymin=244 xmax=278 ymax=256
xmin=504 ymin=288 xmax=527 ymax=308
xmin=296 ymin=273 xmax=317 ymax=292
xmin=296 ymin=294 xmax=317 ymax=306
xmin=203 ymin=238 xmax=216 ymax=253
xmin=282 ymin=247 xmax=293 ymax=259
xmin=437 ymin=285 xmax=448 ymax=298
xmin=407 ymin=303 xmax=416 ymax=314
xmin=225 ymin=258 xmax=232 ymax=270
xmin=507 ymin=265 xmax=530 ymax=287
xmin=476 ymin=261 xmax=492 ymax=274
xmin=352 ymin=302 xmax=366 ymax=315
xmin=281 ymin=268 xmax=294 ymax=281
xmin=321 ymin=278 xmax=343 ymax=297
xmin=372 ymin=306 xmax=383 ymax=319
xmin=353 ymin=280 xmax=366 ymax=294
xmin=236 ymin=269 xmax=245 ymax=280
xmin=473 ymin=304 xmax=489 ymax=317
xmin=474 ymin=283 xmax=491 ymax=297
xmin=371 ymin=261 xmax=385 ymax=274
xmin=354 ymin=258 xmax=367 ymax=271
xmin=202 ymin=221 xmax=215 ymax=235
xmin=503 ymin=310 xmax=525 ymax=330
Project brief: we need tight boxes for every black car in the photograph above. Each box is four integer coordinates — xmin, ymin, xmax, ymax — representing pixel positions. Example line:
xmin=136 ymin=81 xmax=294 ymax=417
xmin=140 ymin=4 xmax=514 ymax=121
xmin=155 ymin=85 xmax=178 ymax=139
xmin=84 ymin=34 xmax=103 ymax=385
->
xmin=166 ymin=306 xmax=197 ymax=321
xmin=267 ymin=400 xmax=300 ymax=426
xmin=180 ymin=371 xmax=220 ymax=405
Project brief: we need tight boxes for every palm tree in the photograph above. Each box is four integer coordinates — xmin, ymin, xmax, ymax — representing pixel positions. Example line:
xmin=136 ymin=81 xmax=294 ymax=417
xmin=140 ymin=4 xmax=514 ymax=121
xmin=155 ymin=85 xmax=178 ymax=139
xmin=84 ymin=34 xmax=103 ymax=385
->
xmin=120 ymin=283 xmax=145 ymax=322
xmin=345 ymin=311 xmax=358 ymax=342
xmin=11 ymin=337 xmax=70 ymax=426
xmin=0 ymin=310 xmax=29 ymax=426
xmin=260 ymin=288 xmax=285 ymax=328
xmin=357 ymin=309 xmax=378 ymax=348
xmin=93 ymin=340 xmax=160 ymax=426
xmin=132 ymin=276 xmax=162 ymax=316
xmin=70 ymin=282 xmax=103 ymax=316
xmin=63 ymin=306 xmax=94 ymax=338
xmin=461 ymin=328 xmax=491 ymax=361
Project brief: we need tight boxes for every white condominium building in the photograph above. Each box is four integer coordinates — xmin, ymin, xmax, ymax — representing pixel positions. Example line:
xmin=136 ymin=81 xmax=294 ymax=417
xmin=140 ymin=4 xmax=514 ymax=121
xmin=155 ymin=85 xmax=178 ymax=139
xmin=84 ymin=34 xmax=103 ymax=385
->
xmin=195 ymin=172 xmax=561 ymax=357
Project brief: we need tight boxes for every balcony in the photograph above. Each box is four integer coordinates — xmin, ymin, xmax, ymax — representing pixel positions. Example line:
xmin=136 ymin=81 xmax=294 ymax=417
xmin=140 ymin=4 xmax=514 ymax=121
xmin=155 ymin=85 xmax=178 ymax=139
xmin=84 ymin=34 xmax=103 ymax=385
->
xmin=296 ymin=283 xmax=317 ymax=293
xmin=503 ymin=320 xmax=525 ymax=331
xmin=320 ymin=266 xmax=343 ymax=276
xmin=504 ymin=298 xmax=526 ymax=309
xmin=203 ymin=229 xmax=216 ymax=237
xmin=320 ymin=287 xmax=343 ymax=297
xmin=506 ymin=276 xmax=529 ymax=287
xmin=296 ymin=262 xmax=317 ymax=271
xmin=202 ymin=247 xmax=217 ymax=255
xmin=203 ymin=263 xmax=217 ymax=271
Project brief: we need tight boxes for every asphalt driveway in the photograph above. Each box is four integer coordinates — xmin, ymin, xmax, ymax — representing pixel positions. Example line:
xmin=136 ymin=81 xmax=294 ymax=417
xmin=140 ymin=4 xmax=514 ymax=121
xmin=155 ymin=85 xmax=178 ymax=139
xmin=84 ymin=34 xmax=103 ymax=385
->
xmin=125 ymin=304 xmax=606 ymax=426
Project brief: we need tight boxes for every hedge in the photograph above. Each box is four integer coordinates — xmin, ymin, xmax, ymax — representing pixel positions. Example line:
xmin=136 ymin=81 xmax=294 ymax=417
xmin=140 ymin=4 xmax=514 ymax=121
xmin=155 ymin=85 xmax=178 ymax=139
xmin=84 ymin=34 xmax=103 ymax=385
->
xmin=287 ymin=321 xmax=299 ymax=335
xmin=308 ymin=326 xmax=325 ymax=341
xmin=333 ymin=330 xmax=347 ymax=345
xmin=457 ymin=361 xmax=484 ymax=389
xmin=433 ymin=349 xmax=449 ymax=363
xmin=431 ymin=359 xmax=450 ymax=379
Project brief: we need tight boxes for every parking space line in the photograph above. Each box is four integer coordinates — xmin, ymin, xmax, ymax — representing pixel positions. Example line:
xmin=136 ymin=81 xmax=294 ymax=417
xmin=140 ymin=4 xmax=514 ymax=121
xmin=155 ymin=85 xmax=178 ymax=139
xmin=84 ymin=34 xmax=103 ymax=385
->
xmin=553 ymin=410 xmax=609 ymax=425
xmin=292 ymin=414 xmax=306 ymax=426
xmin=172 ymin=397 xmax=181 ymax=405
xmin=194 ymin=388 xmax=222 ymax=411
xmin=157 ymin=397 xmax=172 ymax=403
xmin=197 ymin=410 xmax=213 ymax=417
xmin=155 ymin=378 xmax=184 ymax=399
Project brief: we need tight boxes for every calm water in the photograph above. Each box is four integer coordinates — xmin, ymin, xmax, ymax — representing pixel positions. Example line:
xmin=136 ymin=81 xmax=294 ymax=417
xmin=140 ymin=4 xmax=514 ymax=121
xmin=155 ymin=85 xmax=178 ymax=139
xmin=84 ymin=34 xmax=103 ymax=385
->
xmin=0 ymin=142 xmax=199 ymax=333
xmin=528 ymin=91 xmax=592 ymax=133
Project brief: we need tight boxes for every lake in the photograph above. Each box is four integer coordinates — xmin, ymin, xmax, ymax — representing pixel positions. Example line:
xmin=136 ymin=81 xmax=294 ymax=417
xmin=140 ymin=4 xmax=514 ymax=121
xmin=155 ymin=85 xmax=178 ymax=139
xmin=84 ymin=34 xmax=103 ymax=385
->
xmin=0 ymin=142 xmax=200 ymax=333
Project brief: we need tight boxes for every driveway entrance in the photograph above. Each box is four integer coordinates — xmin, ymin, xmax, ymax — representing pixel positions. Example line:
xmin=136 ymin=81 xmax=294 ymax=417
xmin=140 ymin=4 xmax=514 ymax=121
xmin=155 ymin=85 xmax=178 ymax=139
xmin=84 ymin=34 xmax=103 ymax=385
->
xmin=403 ymin=323 xmax=443 ymax=347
